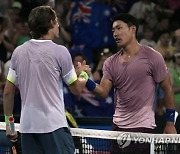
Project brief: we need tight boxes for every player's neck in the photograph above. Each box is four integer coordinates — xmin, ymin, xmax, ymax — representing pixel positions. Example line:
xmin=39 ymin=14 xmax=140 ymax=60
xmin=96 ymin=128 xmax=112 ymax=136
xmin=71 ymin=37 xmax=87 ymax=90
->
xmin=123 ymin=41 xmax=141 ymax=56
xmin=39 ymin=36 xmax=52 ymax=40
xmin=39 ymin=32 xmax=54 ymax=40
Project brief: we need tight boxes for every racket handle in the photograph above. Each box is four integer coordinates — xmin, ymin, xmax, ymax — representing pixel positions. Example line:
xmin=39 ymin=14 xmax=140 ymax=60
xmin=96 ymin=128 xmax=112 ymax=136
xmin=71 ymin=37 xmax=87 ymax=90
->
xmin=9 ymin=116 xmax=15 ymax=133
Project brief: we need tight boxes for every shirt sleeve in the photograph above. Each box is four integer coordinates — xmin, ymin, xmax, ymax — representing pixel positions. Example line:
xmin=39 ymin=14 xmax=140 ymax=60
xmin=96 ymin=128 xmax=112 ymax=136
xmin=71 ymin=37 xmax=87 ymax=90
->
xmin=7 ymin=50 xmax=18 ymax=85
xmin=56 ymin=46 xmax=77 ymax=85
xmin=102 ymin=57 xmax=113 ymax=82
xmin=7 ymin=68 xmax=17 ymax=84
xmin=152 ymin=51 xmax=168 ymax=83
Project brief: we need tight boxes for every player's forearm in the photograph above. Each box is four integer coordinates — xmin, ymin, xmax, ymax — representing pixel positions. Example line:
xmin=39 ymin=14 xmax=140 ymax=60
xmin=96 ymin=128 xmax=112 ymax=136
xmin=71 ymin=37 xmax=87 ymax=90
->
xmin=84 ymin=77 xmax=111 ymax=99
xmin=3 ymin=84 xmax=15 ymax=115
xmin=3 ymin=98 xmax=14 ymax=116
xmin=164 ymin=87 xmax=175 ymax=109
xmin=92 ymin=84 xmax=109 ymax=99
xmin=69 ymin=77 xmax=87 ymax=95
xmin=160 ymin=73 xmax=175 ymax=109
xmin=163 ymin=86 xmax=177 ymax=126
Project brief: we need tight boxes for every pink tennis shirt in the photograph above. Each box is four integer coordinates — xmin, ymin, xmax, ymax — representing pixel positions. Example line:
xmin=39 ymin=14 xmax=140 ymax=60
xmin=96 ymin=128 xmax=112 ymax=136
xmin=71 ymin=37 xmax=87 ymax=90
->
xmin=102 ymin=45 xmax=168 ymax=129
xmin=9 ymin=39 xmax=77 ymax=133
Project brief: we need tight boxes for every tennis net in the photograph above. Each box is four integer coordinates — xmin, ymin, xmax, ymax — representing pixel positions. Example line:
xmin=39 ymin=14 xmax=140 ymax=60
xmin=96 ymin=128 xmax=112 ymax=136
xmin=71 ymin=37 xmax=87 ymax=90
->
xmin=0 ymin=122 xmax=180 ymax=154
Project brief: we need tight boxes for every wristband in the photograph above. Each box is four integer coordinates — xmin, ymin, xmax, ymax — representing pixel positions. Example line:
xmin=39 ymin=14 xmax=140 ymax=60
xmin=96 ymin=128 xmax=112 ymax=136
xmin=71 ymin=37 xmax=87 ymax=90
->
xmin=166 ymin=109 xmax=175 ymax=122
xmin=79 ymin=71 xmax=89 ymax=81
xmin=86 ymin=78 xmax=96 ymax=91
xmin=5 ymin=115 xmax=13 ymax=126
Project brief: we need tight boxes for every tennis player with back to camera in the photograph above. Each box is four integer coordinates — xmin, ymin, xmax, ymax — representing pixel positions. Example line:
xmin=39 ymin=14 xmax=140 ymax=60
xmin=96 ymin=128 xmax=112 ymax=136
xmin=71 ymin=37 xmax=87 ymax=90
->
xmin=77 ymin=13 xmax=177 ymax=153
xmin=3 ymin=6 xmax=91 ymax=154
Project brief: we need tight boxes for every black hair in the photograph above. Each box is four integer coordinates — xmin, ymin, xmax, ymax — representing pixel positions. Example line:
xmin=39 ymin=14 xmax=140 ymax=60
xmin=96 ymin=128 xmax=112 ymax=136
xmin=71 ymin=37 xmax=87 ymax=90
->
xmin=72 ymin=52 xmax=88 ymax=64
xmin=111 ymin=13 xmax=139 ymax=37
xmin=28 ymin=6 xmax=57 ymax=39
xmin=143 ymin=24 xmax=153 ymax=32
xmin=158 ymin=30 xmax=170 ymax=39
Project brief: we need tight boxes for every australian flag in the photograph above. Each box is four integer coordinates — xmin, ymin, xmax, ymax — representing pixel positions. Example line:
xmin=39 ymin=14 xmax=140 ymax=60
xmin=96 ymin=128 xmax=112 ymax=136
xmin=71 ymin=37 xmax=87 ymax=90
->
xmin=63 ymin=82 xmax=114 ymax=117
xmin=69 ymin=0 xmax=116 ymax=48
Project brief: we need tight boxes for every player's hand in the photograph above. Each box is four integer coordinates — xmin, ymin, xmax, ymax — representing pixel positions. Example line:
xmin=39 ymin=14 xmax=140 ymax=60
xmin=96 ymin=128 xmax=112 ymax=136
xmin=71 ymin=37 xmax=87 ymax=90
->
xmin=76 ymin=60 xmax=91 ymax=76
xmin=163 ymin=122 xmax=177 ymax=134
xmin=6 ymin=125 xmax=18 ymax=142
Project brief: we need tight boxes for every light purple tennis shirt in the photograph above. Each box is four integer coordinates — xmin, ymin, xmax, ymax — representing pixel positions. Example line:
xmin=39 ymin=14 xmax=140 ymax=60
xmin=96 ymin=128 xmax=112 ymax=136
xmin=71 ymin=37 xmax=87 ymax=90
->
xmin=102 ymin=45 xmax=168 ymax=129
xmin=10 ymin=39 xmax=77 ymax=133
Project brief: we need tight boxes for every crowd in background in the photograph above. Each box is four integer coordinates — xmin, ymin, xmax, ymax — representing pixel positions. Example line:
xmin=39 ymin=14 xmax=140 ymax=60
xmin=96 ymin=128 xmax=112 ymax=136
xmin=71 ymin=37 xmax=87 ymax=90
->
xmin=0 ymin=0 xmax=180 ymax=124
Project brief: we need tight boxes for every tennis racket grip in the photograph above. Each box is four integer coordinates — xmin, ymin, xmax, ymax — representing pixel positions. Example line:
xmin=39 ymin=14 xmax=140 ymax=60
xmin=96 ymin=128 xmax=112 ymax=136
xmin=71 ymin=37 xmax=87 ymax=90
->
xmin=8 ymin=116 xmax=15 ymax=133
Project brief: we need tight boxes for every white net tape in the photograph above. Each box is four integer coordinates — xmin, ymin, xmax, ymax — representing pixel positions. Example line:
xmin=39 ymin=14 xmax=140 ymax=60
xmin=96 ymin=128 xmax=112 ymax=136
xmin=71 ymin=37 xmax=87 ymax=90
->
xmin=1 ymin=122 xmax=180 ymax=144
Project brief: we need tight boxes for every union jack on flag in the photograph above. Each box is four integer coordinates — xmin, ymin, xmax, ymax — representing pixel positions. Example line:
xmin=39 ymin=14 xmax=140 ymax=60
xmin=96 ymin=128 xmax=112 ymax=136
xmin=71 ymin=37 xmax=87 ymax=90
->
xmin=72 ymin=2 xmax=92 ymax=23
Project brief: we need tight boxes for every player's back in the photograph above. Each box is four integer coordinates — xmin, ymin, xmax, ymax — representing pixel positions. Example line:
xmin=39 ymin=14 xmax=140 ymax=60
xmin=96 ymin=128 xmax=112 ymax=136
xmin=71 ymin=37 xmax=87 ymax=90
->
xmin=11 ymin=39 xmax=69 ymax=133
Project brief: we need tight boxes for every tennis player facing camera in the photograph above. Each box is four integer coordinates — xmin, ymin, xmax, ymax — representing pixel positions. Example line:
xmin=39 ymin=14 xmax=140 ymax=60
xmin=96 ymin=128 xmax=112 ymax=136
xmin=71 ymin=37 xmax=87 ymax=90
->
xmin=78 ymin=13 xmax=177 ymax=153
xmin=3 ymin=6 xmax=90 ymax=154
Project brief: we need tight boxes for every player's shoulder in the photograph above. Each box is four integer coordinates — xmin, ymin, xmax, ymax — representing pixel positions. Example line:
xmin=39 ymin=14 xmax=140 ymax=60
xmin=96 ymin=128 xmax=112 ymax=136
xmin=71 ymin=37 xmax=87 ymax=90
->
xmin=12 ymin=41 xmax=30 ymax=57
xmin=104 ymin=50 xmax=122 ymax=65
xmin=52 ymin=43 xmax=71 ymax=61
xmin=109 ymin=50 xmax=122 ymax=60
xmin=142 ymin=45 xmax=162 ymax=57
xmin=53 ymin=43 xmax=69 ymax=53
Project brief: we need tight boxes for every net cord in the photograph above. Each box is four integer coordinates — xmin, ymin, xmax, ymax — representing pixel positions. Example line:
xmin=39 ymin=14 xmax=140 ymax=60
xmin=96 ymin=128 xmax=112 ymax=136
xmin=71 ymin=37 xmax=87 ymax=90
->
xmin=1 ymin=122 xmax=180 ymax=144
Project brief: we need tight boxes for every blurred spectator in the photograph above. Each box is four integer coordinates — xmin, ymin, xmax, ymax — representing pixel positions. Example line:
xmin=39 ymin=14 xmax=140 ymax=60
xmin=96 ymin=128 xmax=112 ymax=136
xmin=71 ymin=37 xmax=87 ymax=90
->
xmin=129 ymin=0 xmax=156 ymax=20
xmin=45 ymin=0 xmax=55 ymax=8
xmin=129 ymin=0 xmax=157 ymax=37
xmin=55 ymin=0 xmax=72 ymax=23
xmin=169 ymin=53 xmax=180 ymax=113
xmin=154 ymin=30 xmax=175 ymax=66
xmin=93 ymin=48 xmax=112 ymax=81
xmin=11 ymin=1 xmax=23 ymax=24
xmin=169 ymin=8 xmax=180 ymax=31
xmin=53 ymin=22 xmax=71 ymax=47
xmin=140 ymin=25 xmax=156 ymax=48
xmin=110 ymin=0 xmax=139 ymax=13
xmin=0 ymin=0 xmax=11 ymax=14
xmin=3 ymin=1 xmax=23 ymax=42
xmin=153 ymin=0 xmax=174 ymax=15
xmin=174 ymin=28 xmax=180 ymax=40
xmin=172 ymin=28 xmax=180 ymax=53
xmin=12 ymin=19 xmax=30 ymax=47
xmin=153 ymin=14 xmax=170 ymax=42
xmin=0 ymin=61 xmax=5 ymax=114
xmin=12 ymin=1 xmax=22 ymax=13
xmin=0 ymin=14 xmax=14 ymax=62
xmin=53 ymin=0 xmax=72 ymax=46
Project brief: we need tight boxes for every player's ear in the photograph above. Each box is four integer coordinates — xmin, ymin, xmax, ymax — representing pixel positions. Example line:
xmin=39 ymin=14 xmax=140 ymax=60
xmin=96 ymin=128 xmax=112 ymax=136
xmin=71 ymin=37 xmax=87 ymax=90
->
xmin=50 ymin=19 xmax=55 ymax=29
xmin=131 ymin=25 xmax=136 ymax=34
